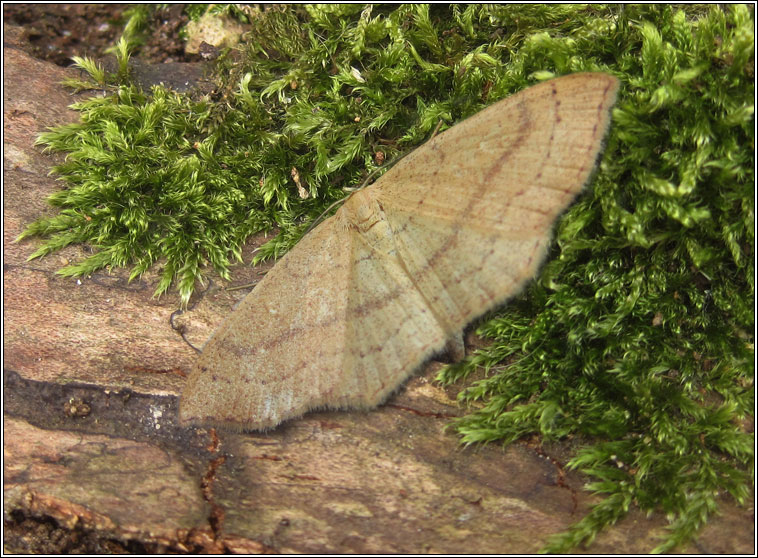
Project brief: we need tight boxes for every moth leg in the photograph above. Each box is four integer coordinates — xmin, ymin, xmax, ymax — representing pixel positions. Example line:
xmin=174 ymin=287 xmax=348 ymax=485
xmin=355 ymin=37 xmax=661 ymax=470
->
xmin=443 ymin=330 xmax=466 ymax=363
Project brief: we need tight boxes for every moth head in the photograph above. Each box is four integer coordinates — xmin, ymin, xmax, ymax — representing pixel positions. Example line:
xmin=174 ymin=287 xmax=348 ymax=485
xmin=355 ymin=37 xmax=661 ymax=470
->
xmin=341 ymin=188 xmax=383 ymax=232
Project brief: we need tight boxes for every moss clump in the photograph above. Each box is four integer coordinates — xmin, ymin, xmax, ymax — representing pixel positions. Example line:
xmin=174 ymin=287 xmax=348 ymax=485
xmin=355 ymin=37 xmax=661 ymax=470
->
xmin=19 ymin=4 xmax=753 ymax=552
xmin=20 ymin=38 xmax=273 ymax=305
xmin=436 ymin=5 xmax=754 ymax=553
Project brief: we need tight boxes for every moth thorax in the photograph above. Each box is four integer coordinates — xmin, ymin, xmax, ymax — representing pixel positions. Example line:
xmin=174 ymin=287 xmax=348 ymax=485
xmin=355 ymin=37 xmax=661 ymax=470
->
xmin=343 ymin=189 xmax=385 ymax=233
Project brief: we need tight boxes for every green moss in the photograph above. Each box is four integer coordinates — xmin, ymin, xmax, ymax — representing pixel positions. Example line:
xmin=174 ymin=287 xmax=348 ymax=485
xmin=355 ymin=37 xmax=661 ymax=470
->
xmin=18 ymin=4 xmax=753 ymax=551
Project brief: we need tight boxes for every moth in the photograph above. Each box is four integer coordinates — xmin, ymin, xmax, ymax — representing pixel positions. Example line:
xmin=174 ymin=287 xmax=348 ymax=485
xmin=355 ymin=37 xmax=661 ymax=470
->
xmin=180 ymin=73 xmax=620 ymax=430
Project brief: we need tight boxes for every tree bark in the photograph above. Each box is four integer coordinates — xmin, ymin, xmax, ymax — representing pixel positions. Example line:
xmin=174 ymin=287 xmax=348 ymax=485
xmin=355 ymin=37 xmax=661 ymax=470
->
xmin=3 ymin=23 xmax=753 ymax=554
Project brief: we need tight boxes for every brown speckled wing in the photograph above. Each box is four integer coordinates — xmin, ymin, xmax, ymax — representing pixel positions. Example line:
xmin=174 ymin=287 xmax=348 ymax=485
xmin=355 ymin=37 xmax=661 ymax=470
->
xmin=375 ymin=73 xmax=619 ymax=329
xmin=179 ymin=73 xmax=619 ymax=430
xmin=179 ymin=217 xmax=352 ymax=430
